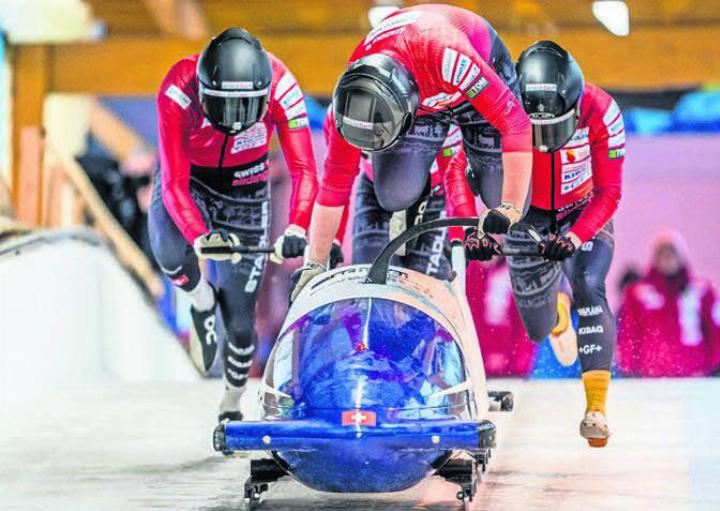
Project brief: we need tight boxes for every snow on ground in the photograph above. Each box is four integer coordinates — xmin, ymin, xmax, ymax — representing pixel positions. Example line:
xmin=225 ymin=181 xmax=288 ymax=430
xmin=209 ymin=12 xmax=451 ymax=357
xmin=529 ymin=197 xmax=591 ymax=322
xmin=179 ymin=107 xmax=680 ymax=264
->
xmin=2 ymin=378 xmax=719 ymax=511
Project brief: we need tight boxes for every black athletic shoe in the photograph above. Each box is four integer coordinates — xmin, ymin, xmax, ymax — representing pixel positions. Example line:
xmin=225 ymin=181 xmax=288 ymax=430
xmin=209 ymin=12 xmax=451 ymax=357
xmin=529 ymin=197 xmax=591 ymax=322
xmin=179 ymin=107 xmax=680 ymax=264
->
xmin=218 ymin=410 xmax=243 ymax=423
xmin=188 ymin=297 xmax=220 ymax=375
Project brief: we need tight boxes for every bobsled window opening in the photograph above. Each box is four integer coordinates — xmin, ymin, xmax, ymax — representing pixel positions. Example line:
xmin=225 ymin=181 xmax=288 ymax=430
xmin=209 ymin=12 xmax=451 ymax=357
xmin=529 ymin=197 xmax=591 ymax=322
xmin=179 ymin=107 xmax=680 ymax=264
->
xmin=262 ymin=298 xmax=470 ymax=417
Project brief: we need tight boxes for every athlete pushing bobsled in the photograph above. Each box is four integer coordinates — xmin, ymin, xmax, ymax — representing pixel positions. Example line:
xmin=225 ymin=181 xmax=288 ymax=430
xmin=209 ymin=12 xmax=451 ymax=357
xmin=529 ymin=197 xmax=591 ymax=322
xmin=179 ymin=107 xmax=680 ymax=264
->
xmin=149 ymin=29 xmax=329 ymax=423
xmin=291 ymin=3 xmax=533 ymax=300
xmin=467 ymin=41 xmax=625 ymax=447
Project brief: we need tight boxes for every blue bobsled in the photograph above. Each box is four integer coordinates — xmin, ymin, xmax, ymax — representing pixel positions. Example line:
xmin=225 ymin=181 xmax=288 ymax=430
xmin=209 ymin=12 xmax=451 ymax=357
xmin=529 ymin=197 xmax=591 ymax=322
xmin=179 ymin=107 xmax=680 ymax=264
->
xmin=213 ymin=218 xmax=522 ymax=508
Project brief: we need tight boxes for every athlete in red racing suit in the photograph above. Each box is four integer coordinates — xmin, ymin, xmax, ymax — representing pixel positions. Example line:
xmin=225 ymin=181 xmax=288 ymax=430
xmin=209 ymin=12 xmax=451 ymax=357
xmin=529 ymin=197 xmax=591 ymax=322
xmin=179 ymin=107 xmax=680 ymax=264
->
xmin=290 ymin=4 xmax=532 ymax=300
xmin=504 ymin=41 xmax=624 ymax=446
xmin=324 ymin=108 xmax=477 ymax=278
xmin=148 ymin=29 xmax=317 ymax=422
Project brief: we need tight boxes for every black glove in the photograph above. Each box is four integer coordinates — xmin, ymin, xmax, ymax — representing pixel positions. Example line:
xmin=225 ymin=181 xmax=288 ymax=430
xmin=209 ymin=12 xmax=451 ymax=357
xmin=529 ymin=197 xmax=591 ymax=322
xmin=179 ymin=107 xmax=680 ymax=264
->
xmin=271 ymin=225 xmax=306 ymax=263
xmin=463 ymin=228 xmax=501 ymax=261
xmin=329 ymin=241 xmax=344 ymax=269
xmin=480 ymin=203 xmax=524 ymax=235
xmin=540 ymin=233 xmax=577 ymax=261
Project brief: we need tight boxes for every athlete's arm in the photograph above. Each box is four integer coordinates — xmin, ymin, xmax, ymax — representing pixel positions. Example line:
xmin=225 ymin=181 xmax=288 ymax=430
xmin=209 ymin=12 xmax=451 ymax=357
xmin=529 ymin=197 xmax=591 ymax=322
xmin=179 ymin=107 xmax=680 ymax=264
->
xmin=157 ymin=66 xmax=209 ymax=244
xmin=438 ymin=43 xmax=532 ymax=210
xmin=309 ymin=114 xmax=363 ymax=263
xmin=271 ymin=68 xmax=319 ymax=231
xmin=569 ymin=98 xmax=624 ymax=243
xmin=441 ymin=148 xmax=477 ymax=241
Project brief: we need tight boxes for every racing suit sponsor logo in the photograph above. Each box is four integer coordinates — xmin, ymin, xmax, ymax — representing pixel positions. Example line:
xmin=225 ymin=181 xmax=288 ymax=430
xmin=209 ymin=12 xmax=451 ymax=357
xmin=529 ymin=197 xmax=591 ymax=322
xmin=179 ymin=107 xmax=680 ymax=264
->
xmin=285 ymin=101 xmax=307 ymax=120
xmin=231 ymin=122 xmax=267 ymax=153
xmin=364 ymin=10 xmax=422 ymax=46
xmin=274 ymin=72 xmax=297 ymax=100
xmin=566 ymin=127 xmax=589 ymax=147
xmin=561 ymin=161 xmax=591 ymax=183
xmin=560 ymin=145 xmax=590 ymax=164
xmin=232 ymin=161 xmax=268 ymax=186
xmin=165 ymin=84 xmax=191 ymax=109
xmin=578 ymin=325 xmax=604 ymax=335
xmin=608 ymin=132 xmax=626 ymax=148
xmin=443 ymin=125 xmax=463 ymax=147
xmin=465 ymin=77 xmax=489 ymax=99
xmin=580 ymin=241 xmax=594 ymax=252
xmin=603 ymin=100 xmax=621 ymax=125
xmin=280 ymin=85 xmax=302 ymax=110
xmin=607 ymin=116 xmax=625 ymax=136
xmin=244 ymin=204 xmax=269 ymax=293
xmin=421 ymin=92 xmax=461 ymax=110
xmin=441 ymin=48 xmax=458 ymax=83
xmin=458 ymin=64 xmax=480 ymax=90
xmin=452 ymin=55 xmax=472 ymax=86
xmin=561 ymin=167 xmax=592 ymax=194
xmin=577 ymin=305 xmax=603 ymax=317
xmin=608 ymin=147 xmax=625 ymax=159
xmin=441 ymin=146 xmax=457 ymax=157
xmin=288 ymin=117 xmax=309 ymax=130
xmin=578 ymin=344 xmax=603 ymax=355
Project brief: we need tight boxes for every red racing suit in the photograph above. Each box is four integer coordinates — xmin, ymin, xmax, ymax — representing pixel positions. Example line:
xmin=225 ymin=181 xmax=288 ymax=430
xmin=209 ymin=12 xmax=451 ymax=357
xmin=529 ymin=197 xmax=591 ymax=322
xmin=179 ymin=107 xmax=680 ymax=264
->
xmin=157 ymin=52 xmax=318 ymax=244
xmin=323 ymin=108 xmax=477 ymax=242
xmin=530 ymin=82 xmax=625 ymax=242
xmin=319 ymin=4 xmax=531 ymax=209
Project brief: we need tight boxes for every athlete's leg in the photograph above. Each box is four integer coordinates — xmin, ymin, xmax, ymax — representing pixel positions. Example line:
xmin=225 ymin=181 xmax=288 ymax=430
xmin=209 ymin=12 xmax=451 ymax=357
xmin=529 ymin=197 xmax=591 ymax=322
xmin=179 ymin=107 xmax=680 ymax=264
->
xmin=148 ymin=176 xmax=219 ymax=373
xmin=371 ymin=117 xmax=448 ymax=212
xmin=561 ymin=221 xmax=616 ymax=446
xmin=506 ymin=211 xmax=562 ymax=342
xmin=401 ymin=192 xmax=451 ymax=280
xmin=352 ymin=174 xmax=392 ymax=264
xmin=201 ymin=181 xmax=270 ymax=420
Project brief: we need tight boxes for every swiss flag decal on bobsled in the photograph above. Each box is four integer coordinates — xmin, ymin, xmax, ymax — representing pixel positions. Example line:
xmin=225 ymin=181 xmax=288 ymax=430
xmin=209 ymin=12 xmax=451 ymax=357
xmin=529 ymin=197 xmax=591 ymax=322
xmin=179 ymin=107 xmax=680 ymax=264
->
xmin=342 ymin=410 xmax=377 ymax=427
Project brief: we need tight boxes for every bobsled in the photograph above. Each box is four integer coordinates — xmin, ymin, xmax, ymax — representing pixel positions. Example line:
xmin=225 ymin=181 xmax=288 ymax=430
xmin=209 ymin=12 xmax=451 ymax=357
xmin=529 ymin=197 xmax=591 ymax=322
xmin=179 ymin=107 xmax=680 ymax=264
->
xmin=212 ymin=218 xmax=537 ymax=509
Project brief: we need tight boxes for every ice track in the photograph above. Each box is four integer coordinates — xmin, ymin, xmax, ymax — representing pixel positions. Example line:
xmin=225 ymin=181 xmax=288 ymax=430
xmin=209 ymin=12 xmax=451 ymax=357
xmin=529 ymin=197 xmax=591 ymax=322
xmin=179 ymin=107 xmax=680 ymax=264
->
xmin=2 ymin=378 xmax=719 ymax=511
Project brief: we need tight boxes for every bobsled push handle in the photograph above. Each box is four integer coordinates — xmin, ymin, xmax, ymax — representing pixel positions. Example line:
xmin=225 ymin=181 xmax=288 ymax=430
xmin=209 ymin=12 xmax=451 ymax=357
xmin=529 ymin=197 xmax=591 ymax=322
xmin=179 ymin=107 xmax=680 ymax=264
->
xmin=365 ymin=217 xmax=543 ymax=285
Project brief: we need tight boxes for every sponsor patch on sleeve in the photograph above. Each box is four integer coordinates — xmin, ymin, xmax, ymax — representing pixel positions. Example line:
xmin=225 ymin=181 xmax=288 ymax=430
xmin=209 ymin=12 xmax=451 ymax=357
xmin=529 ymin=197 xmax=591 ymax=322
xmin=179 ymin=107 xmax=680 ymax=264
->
xmin=441 ymin=48 xmax=458 ymax=84
xmin=603 ymin=99 xmax=621 ymax=125
xmin=287 ymin=117 xmax=310 ymax=130
xmin=608 ymin=132 xmax=625 ymax=148
xmin=608 ymin=147 xmax=626 ymax=159
xmin=465 ymin=76 xmax=489 ymax=99
xmin=165 ymin=84 xmax=191 ymax=109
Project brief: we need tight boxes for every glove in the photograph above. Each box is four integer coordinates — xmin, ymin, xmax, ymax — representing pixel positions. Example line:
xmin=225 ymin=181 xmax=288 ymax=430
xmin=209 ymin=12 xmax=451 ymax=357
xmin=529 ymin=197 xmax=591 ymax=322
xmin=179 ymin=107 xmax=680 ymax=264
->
xmin=463 ymin=227 xmax=501 ymax=261
xmin=329 ymin=240 xmax=344 ymax=269
xmin=540 ymin=233 xmax=577 ymax=261
xmin=479 ymin=202 xmax=523 ymax=235
xmin=289 ymin=261 xmax=327 ymax=303
xmin=270 ymin=224 xmax=307 ymax=264
xmin=193 ymin=229 xmax=242 ymax=263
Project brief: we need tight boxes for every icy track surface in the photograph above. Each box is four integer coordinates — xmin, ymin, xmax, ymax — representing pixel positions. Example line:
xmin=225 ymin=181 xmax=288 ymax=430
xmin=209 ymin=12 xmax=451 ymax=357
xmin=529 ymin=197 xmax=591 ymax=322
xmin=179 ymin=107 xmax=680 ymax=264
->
xmin=2 ymin=378 xmax=719 ymax=511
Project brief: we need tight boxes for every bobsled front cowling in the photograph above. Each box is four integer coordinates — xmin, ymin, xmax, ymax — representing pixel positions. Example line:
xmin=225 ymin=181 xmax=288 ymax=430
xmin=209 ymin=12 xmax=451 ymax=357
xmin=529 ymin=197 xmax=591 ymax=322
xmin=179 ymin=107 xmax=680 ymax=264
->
xmin=259 ymin=296 xmax=474 ymax=492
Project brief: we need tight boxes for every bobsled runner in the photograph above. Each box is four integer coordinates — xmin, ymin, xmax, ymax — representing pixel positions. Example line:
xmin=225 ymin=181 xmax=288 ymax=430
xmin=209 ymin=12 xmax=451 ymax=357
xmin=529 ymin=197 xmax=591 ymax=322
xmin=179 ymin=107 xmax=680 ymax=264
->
xmin=211 ymin=218 xmax=539 ymax=509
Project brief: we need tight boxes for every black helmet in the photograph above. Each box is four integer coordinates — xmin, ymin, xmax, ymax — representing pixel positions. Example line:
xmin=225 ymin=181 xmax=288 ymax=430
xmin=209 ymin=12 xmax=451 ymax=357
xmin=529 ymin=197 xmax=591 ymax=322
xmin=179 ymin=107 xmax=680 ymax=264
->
xmin=516 ymin=41 xmax=585 ymax=152
xmin=197 ymin=28 xmax=272 ymax=135
xmin=333 ymin=54 xmax=419 ymax=152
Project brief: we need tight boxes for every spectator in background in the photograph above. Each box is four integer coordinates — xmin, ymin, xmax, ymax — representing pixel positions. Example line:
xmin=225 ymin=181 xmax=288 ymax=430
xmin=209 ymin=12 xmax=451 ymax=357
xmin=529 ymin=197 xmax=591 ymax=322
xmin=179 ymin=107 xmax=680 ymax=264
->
xmin=467 ymin=260 xmax=536 ymax=377
xmin=616 ymin=231 xmax=720 ymax=377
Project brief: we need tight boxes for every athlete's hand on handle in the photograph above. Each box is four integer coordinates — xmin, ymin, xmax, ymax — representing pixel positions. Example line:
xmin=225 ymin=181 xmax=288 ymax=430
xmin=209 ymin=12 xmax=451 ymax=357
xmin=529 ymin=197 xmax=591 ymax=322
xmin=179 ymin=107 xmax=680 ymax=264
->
xmin=463 ymin=227 xmax=502 ymax=261
xmin=194 ymin=229 xmax=242 ymax=263
xmin=289 ymin=261 xmax=327 ymax=304
xmin=271 ymin=224 xmax=307 ymax=264
xmin=540 ymin=233 xmax=579 ymax=261
xmin=479 ymin=202 xmax=524 ymax=235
